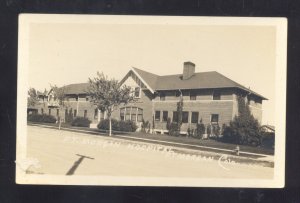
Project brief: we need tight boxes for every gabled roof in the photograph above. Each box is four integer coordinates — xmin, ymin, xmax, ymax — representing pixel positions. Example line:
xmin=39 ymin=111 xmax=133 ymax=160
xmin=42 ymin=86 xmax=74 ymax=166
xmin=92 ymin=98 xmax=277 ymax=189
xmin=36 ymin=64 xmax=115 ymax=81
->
xmin=129 ymin=67 xmax=267 ymax=100
xmin=261 ymin=125 xmax=275 ymax=132
xmin=131 ymin=67 xmax=159 ymax=93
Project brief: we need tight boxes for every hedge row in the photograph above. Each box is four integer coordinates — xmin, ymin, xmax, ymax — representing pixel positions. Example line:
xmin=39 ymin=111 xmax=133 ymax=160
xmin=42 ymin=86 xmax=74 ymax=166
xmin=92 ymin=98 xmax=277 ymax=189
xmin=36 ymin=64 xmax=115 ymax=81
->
xmin=27 ymin=114 xmax=56 ymax=123
xmin=97 ymin=119 xmax=137 ymax=132
xmin=71 ymin=117 xmax=91 ymax=127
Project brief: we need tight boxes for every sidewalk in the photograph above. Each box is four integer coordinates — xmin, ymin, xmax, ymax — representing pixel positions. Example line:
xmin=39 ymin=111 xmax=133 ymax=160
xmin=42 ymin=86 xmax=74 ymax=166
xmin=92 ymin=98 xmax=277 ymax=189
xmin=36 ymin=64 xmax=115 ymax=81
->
xmin=27 ymin=123 xmax=274 ymax=166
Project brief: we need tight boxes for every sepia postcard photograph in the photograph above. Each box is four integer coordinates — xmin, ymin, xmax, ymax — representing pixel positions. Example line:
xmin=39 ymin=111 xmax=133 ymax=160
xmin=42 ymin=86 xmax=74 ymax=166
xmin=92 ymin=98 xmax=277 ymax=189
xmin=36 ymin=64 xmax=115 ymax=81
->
xmin=16 ymin=14 xmax=287 ymax=187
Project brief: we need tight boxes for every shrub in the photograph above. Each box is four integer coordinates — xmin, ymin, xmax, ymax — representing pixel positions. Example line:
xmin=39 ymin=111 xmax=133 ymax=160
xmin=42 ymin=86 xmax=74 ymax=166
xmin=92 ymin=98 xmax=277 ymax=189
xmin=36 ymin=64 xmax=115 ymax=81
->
xmin=196 ymin=119 xmax=206 ymax=139
xmin=166 ymin=117 xmax=171 ymax=131
xmin=222 ymin=95 xmax=262 ymax=146
xmin=187 ymin=128 xmax=194 ymax=137
xmin=168 ymin=122 xmax=180 ymax=136
xmin=212 ymin=124 xmax=221 ymax=138
xmin=27 ymin=114 xmax=56 ymax=123
xmin=71 ymin=117 xmax=91 ymax=127
xmin=141 ymin=119 xmax=150 ymax=133
xmin=97 ymin=119 xmax=137 ymax=132
xmin=119 ymin=120 xmax=138 ymax=132
xmin=206 ymin=124 xmax=212 ymax=137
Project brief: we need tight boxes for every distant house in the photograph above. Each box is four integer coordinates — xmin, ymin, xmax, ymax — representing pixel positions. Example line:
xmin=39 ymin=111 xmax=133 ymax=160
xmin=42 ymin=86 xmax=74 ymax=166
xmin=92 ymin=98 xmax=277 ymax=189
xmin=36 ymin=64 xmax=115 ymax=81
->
xmin=261 ymin=125 xmax=275 ymax=134
xmin=31 ymin=62 xmax=267 ymax=132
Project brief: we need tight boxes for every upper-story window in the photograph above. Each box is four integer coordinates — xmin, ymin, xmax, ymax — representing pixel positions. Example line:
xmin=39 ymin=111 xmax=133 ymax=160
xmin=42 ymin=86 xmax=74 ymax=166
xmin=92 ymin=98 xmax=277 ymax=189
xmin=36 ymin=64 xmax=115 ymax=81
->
xmin=213 ymin=91 xmax=221 ymax=100
xmin=134 ymin=87 xmax=141 ymax=98
xmin=160 ymin=92 xmax=165 ymax=101
xmin=190 ymin=91 xmax=197 ymax=100
xmin=86 ymin=97 xmax=89 ymax=101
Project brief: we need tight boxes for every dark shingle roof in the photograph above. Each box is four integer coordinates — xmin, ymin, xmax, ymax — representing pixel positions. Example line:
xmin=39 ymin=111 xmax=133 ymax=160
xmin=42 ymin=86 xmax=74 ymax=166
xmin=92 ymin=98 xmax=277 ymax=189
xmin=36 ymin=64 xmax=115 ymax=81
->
xmin=132 ymin=67 xmax=159 ymax=92
xmin=61 ymin=83 xmax=89 ymax=95
xmin=132 ymin=67 xmax=267 ymax=100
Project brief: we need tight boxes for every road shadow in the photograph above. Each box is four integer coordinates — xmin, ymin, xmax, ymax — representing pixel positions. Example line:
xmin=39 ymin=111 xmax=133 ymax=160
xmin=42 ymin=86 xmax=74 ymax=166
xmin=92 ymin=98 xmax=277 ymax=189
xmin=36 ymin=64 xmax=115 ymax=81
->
xmin=66 ymin=154 xmax=94 ymax=175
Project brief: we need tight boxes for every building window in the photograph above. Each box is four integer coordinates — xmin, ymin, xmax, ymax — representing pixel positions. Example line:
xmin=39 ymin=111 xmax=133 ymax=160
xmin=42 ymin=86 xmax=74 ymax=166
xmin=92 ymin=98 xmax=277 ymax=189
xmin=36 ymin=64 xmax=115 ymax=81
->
xmin=100 ymin=110 xmax=105 ymax=120
xmin=120 ymin=108 xmax=125 ymax=120
xmin=93 ymin=109 xmax=97 ymax=119
xmin=211 ymin=114 xmax=219 ymax=123
xmin=84 ymin=110 xmax=87 ymax=118
xmin=75 ymin=97 xmax=78 ymax=101
xmin=213 ymin=91 xmax=221 ymax=100
xmin=41 ymin=108 xmax=44 ymax=114
xmin=190 ymin=91 xmax=196 ymax=100
xmin=125 ymin=107 xmax=131 ymax=120
xmin=175 ymin=91 xmax=181 ymax=97
xmin=182 ymin=111 xmax=189 ymax=123
xmin=131 ymin=113 xmax=137 ymax=121
xmin=162 ymin=111 xmax=168 ymax=122
xmin=160 ymin=93 xmax=165 ymax=101
xmin=86 ymin=97 xmax=89 ymax=101
xmin=56 ymin=109 xmax=59 ymax=116
xmin=173 ymin=111 xmax=178 ymax=122
xmin=191 ymin=112 xmax=199 ymax=124
xmin=155 ymin=111 xmax=161 ymax=121
xmin=134 ymin=87 xmax=140 ymax=98
xmin=74 ymin=109 xmax=77 ymax=117
xmin=48 ymin=109 xmax=51 ymax=115
xmin=137 ymin=108 xmax=143 ymax=122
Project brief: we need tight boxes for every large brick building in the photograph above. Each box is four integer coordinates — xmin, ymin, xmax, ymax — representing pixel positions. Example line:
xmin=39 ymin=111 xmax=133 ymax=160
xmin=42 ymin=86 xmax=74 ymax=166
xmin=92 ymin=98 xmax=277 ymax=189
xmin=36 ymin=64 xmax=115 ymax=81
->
xmin=31 ymin=62 xmax=266 ymax=133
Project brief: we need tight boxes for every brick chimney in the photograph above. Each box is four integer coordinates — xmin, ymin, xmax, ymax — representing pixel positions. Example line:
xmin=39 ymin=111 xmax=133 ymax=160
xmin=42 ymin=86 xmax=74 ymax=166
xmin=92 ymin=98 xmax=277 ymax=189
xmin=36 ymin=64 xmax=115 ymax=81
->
xmin=183 ymin=61 xmax=195 ymax=80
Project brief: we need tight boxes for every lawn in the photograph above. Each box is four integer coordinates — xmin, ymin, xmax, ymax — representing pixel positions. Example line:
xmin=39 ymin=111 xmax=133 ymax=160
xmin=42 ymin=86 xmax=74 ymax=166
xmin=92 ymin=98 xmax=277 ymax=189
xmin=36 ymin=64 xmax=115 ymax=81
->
xmin=123 ymin=132 xmax=274 ymax=155
xmin=27 ymin=122 xmax=274 ymax=156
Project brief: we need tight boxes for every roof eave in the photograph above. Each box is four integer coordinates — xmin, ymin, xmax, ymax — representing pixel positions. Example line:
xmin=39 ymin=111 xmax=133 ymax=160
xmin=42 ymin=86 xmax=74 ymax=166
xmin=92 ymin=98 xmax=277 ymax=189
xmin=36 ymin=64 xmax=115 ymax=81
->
xmin=119 ymin=68 xmax=155 ymax=94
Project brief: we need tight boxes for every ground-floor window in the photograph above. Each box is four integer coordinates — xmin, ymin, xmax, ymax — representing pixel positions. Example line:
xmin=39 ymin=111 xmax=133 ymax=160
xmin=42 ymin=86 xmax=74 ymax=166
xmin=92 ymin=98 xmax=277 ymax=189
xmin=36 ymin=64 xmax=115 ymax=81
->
xmin=211 ymin=114 xmax=219 ymax=123
xmin=120 ymin=107 xmax=143 ymax=122
xmin=162 ymin=111 xmax=168 ymax=122
xmin=94 ymin=109 xmax=98 ymax=119
xmin=182 ymin=111 xmax=189 ymax=123
xmin=120 ymin=108 xmax=125 ymax=120
xmin=84 ymin=110 xmax=87 ymax=118
xmin=173 ymin=111 xmax=178 ymax=122
xmin=191 ymin=112 xmax=199 ymax=123
xmin=137 ymin=108 xmax=143 ymax=122
xmin=155 ymin=111 xmax=161 ymax=121
xmin=74 ymin=109 xmax=77 ymax=117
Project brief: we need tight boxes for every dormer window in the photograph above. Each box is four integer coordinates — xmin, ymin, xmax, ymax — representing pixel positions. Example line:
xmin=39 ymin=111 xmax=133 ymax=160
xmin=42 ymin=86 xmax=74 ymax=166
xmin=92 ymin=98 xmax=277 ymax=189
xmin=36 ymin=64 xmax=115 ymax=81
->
xmin=213 ymin=91 xmax=221 ymax=100
xmin=190 ymin=91 xmax=196 ymax=100
xmin=160 ymin=92 xmax=165 ymax=101
xmin=134 ymin=87 xmax=141 ymax=98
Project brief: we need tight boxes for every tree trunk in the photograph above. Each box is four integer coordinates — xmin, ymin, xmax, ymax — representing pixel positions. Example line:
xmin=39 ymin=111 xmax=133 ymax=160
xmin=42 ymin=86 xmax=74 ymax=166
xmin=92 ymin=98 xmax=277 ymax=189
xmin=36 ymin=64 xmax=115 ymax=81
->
xmin=109 ymin=117 xmax=112 ymax=136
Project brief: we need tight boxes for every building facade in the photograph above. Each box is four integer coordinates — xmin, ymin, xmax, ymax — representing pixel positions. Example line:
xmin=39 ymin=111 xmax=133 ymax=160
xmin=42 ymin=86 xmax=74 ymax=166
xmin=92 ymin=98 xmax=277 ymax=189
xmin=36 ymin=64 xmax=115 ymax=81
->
xmin=30 ymin=62 xmax=267 ymax=133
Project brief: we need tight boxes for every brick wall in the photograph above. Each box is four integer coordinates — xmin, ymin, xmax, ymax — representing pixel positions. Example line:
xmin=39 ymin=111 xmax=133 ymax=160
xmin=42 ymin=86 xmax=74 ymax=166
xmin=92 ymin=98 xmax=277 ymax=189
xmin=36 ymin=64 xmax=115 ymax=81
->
xmin=153 ymin=100 xmax=234 ymax=131
xmin=111 ymin=89 xmax=153 ymax=123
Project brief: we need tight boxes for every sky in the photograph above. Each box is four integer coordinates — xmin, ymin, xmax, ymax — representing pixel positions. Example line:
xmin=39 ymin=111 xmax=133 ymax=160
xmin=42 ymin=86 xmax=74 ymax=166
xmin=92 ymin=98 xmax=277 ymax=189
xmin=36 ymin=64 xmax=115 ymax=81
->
xmin=28 ymin=20 xmax=276 ymax=125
